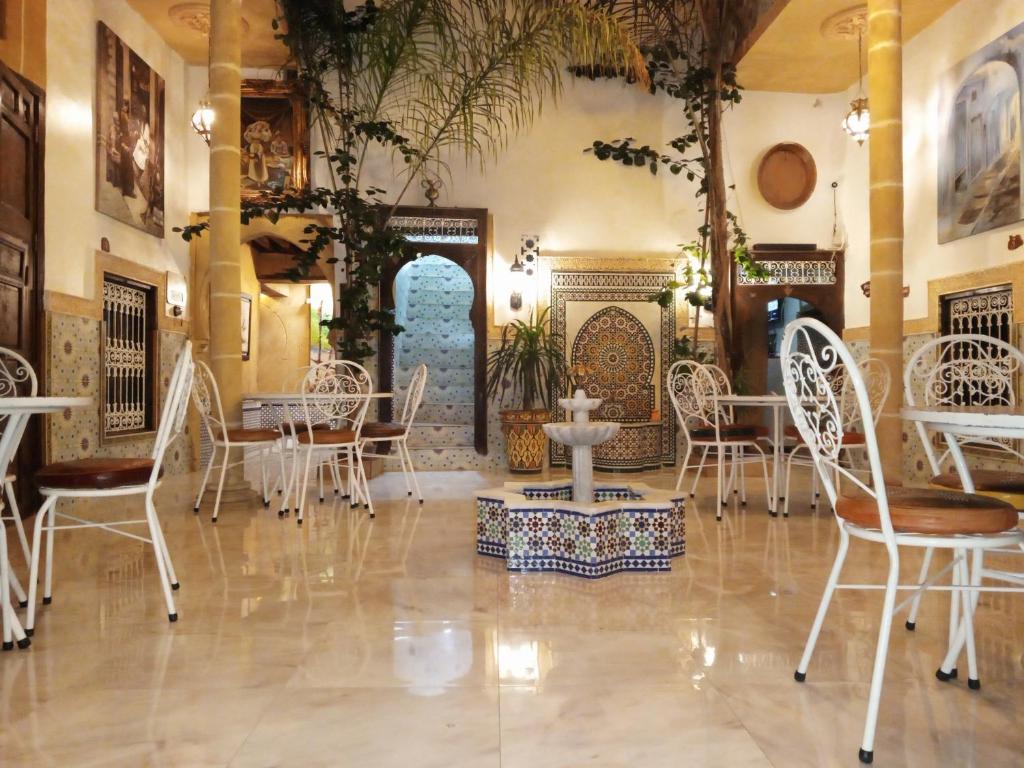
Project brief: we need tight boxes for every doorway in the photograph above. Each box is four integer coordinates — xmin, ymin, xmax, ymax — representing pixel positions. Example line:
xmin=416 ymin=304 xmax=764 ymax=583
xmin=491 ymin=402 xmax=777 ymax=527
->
xmin=0 ymin=59 xmax=45 ymax=513
xmin=766 ymin=297 xmax=818 ymax=394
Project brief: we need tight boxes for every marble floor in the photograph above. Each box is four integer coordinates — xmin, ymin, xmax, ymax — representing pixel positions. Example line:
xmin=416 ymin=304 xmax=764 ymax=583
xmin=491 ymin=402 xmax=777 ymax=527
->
xmin=1 ymin=466 xmax=1022 ymax=767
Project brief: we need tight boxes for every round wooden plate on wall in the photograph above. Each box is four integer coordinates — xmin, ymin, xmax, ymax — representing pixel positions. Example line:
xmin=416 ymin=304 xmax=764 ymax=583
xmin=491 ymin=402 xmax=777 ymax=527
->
xmin=757 ymin=143 xmax=817 ymax=210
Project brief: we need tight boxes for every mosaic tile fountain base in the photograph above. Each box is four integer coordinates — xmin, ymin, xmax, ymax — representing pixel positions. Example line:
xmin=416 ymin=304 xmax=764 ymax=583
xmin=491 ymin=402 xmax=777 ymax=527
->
xmin=476 ymin=481 xmax=685 ymax=578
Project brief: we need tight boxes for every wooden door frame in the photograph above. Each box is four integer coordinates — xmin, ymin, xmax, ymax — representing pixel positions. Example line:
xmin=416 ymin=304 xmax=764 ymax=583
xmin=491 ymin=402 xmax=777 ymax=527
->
xmin=0 ymin=58 xmax=46 ymax=511
xmin=378 ymin=206 xmax=488 ymax=455
xmin=731 ymin=247 xmax=844 ymax=395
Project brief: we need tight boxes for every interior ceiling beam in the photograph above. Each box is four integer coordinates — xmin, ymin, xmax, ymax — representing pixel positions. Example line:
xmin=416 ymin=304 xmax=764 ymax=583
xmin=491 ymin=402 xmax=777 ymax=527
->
xmin=732 ymin=0 xmax=791 ymax=62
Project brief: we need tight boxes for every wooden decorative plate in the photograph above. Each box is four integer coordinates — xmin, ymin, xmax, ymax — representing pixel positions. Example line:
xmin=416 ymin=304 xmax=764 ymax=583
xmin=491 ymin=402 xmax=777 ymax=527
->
xmin=757 ymin=143 xmax=817 ymax=210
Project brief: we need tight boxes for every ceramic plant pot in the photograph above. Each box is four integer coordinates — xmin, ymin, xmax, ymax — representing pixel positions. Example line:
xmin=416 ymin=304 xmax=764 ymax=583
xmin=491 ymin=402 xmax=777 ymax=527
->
xmin=500 ymin=409 xmax=549 ymax=473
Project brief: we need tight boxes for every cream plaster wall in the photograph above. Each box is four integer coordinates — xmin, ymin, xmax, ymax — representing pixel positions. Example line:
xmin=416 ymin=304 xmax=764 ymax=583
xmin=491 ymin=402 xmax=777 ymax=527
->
xmin=45 ymin=0 xmax=189 ymax=305
xmin=256 ymin=284 xmax=310 ymax=394
xmin=841 ymin=0 xmax=1024 ymax=329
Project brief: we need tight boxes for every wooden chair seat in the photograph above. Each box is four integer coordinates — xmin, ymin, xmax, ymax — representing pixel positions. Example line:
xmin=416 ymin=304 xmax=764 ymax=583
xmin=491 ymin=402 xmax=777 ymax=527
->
xmin=296 ymin=428 xmax=357 ymax=445
xmin=225 ymin=427 xmax=281 ymax=443
xmin=689 ymin=424 xmax=759 ymax=442
xmin=930 ymin=470 xmax=1024 ymax=511
xmin=35 ymin=458 xmax=159 ymax=490
xmin=289 ymin=421 xmax=331 ymax=432
xmin=361 ymin=421 xmax=406 ymax=439
xmin=783 ymin=424 xmax=865 ymax=445
xmin=836 ymin=486 xmax=1019 ymax=535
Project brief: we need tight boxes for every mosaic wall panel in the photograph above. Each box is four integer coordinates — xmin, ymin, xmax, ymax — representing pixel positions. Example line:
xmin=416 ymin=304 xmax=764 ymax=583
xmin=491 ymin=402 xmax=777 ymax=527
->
xmin=45 ymin=312 xmax=192 ymax=475
xmin=549 ymin=271 xmax=676 ymax=470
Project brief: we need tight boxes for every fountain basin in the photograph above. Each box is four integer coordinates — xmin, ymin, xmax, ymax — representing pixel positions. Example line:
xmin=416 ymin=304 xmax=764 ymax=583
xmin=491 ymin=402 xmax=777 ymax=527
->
xmin=542 ymin=421 xmax=620 ymax=446
xmin=476 ymin=481 xmax=685 ymax=577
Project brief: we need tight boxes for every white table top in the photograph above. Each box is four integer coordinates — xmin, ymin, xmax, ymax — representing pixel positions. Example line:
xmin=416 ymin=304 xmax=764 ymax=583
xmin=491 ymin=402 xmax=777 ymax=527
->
xmin=0 ymin=396 xmax=92 ymax=414
xmin=244 ymin=392 xmax=392 ymax=404
xmin=901 ymin=406 xmax=1024 ymax=436
xmin=715 ymin=394 xmax=788 ymax=406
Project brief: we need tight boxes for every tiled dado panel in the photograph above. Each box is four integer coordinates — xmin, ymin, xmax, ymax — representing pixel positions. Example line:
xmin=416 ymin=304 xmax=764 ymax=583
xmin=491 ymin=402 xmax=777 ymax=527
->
xmin=45 ymin=312 xmax=193 ymax=474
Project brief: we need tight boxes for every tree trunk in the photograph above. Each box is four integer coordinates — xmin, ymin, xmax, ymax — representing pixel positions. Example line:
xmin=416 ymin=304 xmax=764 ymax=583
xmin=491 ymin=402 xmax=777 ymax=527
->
xmin=700 ymin=1 xmax=735 ymax=381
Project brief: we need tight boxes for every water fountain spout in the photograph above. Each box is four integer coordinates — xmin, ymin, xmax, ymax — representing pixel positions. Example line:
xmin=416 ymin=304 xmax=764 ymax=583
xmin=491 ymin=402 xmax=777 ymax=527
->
xmin=543 ymin=389 xmax=620 ymax=502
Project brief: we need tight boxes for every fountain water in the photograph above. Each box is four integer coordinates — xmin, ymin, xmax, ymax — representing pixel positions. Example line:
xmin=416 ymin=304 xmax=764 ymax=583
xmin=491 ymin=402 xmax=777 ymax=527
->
xmin=542 ymin=389 xmax=619 ymax=502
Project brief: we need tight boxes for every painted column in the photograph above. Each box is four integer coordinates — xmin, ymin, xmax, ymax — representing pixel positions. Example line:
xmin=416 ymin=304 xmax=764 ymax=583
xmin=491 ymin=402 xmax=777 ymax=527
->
xmin=867 ymin=0 xmax=904 ymax=482
xmin=207 ymin=0 xmax=250 ymax=497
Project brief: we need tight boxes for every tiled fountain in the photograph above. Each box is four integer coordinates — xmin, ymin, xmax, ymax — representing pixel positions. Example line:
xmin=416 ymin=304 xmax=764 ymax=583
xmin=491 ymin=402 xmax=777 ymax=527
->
xmin=476 ymin=391 xmax=685 ymax=577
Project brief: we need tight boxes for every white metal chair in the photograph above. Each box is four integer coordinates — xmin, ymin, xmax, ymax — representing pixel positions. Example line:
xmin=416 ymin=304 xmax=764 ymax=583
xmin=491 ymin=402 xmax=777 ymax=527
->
xmin=191 ymin=359 xmax=286 ymax=522
xmin=0 ymin=347 xmax=36 ymax=648
xmin=292 ymin=361 xmax=374 ymax=522
xmin=361 ymin=363 xmax=428 ymax=503
xmin=782 ymin=357 xmax=890 ymax=516
xmin=668 ymin=360 xmax=772 ymax=518
xmin=903 ymin=333 xmax=1024 ymax=630
xmin=782 ymin=319 xmax=1023 ymax=765
xmin=26 ymin=342 xmax=196 ymax=632
xmin=0 ymin=348 xmax=35 ymax=579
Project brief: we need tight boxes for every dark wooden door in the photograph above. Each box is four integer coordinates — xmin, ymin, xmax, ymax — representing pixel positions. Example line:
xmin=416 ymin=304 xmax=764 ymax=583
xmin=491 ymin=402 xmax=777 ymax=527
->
xmin=0 ymin=58 xmax=45 ymax=514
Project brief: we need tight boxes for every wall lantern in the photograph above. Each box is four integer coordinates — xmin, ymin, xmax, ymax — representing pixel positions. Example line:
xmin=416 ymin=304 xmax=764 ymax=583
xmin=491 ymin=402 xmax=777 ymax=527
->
xmin=509 ymin=254 xmax=525 ymax=311
xmin=191 ymin=97 xmax=215 ymax=145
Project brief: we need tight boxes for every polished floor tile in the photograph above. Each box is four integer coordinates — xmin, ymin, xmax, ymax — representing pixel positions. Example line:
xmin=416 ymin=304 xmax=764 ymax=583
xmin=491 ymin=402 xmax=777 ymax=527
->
xmin=1 ymin=467 xmax=1022 ymax=766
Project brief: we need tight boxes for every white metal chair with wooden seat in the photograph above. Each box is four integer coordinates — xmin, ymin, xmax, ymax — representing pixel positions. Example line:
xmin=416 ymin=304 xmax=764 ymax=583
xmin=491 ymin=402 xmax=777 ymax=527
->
xmin=25 ymin=342 xmax=195 ymax=632
xmin=191 ymin=359 xmax=285 ymax=522
xmin=782 ymin=319 xmax=1024 ymax=765
xmin=292 ymin=360 xmax=374 ymax=522
xmin=361 ymin=363 xmax=427 ymax=503
xmin=782 ymin=357 xmax=890 ymax=516
xmin=0 ymin=347 xmax=36 ymax=624
xmin=902 ymin=333 xmax=1024 ymax=630
xmin=668 ymin=360 xmax=772 ymax=517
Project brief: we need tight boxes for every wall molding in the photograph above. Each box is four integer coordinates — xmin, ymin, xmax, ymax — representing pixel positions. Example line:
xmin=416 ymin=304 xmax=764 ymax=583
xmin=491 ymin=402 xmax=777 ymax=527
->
xmin=44 ymin=250 xmax=190 ymax=334
xmin=844 ymin=259 xmax=1024 ymax=341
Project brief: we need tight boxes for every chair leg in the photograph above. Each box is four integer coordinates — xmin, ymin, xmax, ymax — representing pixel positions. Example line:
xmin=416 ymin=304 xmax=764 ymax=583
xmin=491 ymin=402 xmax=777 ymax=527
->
xmin=145 ymin=497 xmax=178 ymax=622
xmin=402 ymin=440 xmax=423 ymax=503
xmin=905 ymin=547 xmax=934 ymax=630
xmin=260 ymin=449 xmax=270 ymax=508
xmin=356 ymin=445 xmax=375 ymax=518
xmin=1 ymin=527 xmax=10 ymax=649
xmin=330 ymin=455 xmax=342 ymax=495
xmin=149 ymin=505 xmax=179 ymax=590
xmin=8 ymin=564 xmax=27 ymax=607
xmin=212 ymin=444 xmax=230 ymax=523
xmin=193 ymin=447 xmax=217 ymax=513
xmin=297 ymin=447 xmax=314 ymax=524
xmin=715 ymin=449 xmax=724 ymax=521
xmin=739 ymin=447 xmax=748 ymax=506
xmin=26 ymin=495 xmax=58 ymax=635
xmin=691 ymin=447 xmax=708 ymax=497
xmin=795 ymin=527 xmax=850 ymax=680
xmin=783 ymin=448 xmax=796 ymax=518
xmin=676 ymin=444 xmax=692 ymax=492
xmin=811 ymin=465 xmax=819 ymax=508
xmin=959 ymin=549 xmax=980 ymax=689
xmin=43 ymin=494 xmax=57 ymax=603
xmin=276 ymin=444 xmax=291 ymax=516
xmin=4 ymin=480 xmax=31 ymax=565
xmin=757 ymin=448 xmax=772 ymax=516
xmin=858 ymin=555 xmax=900 ymax=764
xmin=317 ymin=461 xmax=325 ymax=503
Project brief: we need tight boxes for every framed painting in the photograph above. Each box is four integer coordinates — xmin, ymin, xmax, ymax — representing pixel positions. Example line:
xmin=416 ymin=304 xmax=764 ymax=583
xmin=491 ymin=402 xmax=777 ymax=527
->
xmin=95 ymin=22 xmax=165 ymax=237
xmin=240 ymin=79 xmax=309 ymax=200
xmin=241 ymin=293 xmax=252 ymax=361
xmin=938 ymin=21 xmax=1024 ymax=244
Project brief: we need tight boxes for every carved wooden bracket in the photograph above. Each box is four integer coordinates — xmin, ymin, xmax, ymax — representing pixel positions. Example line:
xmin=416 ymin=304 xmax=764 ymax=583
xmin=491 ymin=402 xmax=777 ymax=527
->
xmin=860 ymin=281 xmax=909 ymax=298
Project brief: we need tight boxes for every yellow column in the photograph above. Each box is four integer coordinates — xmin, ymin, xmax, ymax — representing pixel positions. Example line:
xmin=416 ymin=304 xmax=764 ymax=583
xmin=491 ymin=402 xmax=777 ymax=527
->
xmin=207 ymin=0 xmax=250 ymax=498
xmin=867 ymin=0 xmax=904 ymax=482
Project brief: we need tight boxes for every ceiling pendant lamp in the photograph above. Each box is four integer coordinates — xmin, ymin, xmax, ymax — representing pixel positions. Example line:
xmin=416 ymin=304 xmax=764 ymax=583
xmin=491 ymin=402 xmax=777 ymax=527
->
xmin=843 ymin=25 xmax=870 ymax=145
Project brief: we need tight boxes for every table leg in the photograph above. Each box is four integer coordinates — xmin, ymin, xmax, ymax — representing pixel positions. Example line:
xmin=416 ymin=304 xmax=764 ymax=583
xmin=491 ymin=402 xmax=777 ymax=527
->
xmin=771 ymin=405 xmax=783 ymax=516
xmin=944 ymin=432 xmax=976 ymax=493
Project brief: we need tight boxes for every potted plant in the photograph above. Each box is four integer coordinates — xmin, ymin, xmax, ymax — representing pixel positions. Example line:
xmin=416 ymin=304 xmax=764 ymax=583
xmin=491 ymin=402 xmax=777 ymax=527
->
xmin=487 ymin=307 xmax=566 ymax=473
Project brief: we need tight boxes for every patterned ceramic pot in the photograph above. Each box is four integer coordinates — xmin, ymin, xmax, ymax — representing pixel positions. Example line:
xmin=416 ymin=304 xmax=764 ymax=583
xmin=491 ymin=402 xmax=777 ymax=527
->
xmin=500 ymin=409 xmax=549 ymax=473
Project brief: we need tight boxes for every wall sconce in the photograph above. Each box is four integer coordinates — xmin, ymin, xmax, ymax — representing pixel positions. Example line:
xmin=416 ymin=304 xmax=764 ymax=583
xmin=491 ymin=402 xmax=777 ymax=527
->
xmin=509 ymin=254 xmax=525 ymax=311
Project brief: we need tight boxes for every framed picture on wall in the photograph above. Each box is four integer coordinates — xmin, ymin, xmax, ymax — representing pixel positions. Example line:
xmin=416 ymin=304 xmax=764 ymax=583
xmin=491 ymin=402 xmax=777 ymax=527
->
xmin=241 ymin=293 xmax=252 ymax=361
xmin=937 ymin=20 xmax=1024 ymax=243
xmin=95 ymin=22 xmax=165 ymax=237
xmin=240 ymin=79 xmax=309 ymax=201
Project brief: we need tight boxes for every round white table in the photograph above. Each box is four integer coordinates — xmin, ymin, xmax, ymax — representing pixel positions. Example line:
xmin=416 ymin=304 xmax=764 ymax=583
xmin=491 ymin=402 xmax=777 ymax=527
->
xmin=0 ymin=396 xmax=92 ymax=650
xmin=715 ymin=394 xmax=788 ymax=515
xmin=900 ymin=406 xmax=1024 ymax=494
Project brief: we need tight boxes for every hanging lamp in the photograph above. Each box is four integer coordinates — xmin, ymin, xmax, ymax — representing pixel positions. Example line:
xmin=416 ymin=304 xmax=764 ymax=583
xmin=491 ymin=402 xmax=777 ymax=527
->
xmin=842 ymin=24 xmax=870 ymax=145
xmin=191 ymin=27 xmax=215 ymax=145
